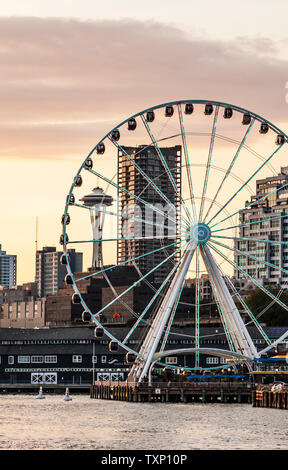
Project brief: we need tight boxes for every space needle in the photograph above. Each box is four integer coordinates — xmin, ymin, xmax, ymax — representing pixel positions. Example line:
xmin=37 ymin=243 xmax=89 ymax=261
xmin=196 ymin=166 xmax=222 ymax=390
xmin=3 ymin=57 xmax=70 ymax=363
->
xmin=80 ymin=187 xmax=113 ymax=268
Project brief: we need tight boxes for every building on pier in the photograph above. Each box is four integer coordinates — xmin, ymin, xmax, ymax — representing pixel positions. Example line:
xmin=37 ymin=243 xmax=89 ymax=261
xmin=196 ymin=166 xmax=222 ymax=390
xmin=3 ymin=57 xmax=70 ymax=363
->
xmin=0 ymin=326 xmax=287 ymax=387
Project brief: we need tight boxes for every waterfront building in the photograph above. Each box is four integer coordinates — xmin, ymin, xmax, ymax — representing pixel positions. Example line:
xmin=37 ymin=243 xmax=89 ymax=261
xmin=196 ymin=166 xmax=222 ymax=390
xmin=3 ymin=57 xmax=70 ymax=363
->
xmin=35 ymin=247 xmax=83 ymax=297
xmin=0 ymin=325 xmax=286 ymax=387
xmin=117 ymin=145 xmax=182 ymax=284
xmin=235 ymin=166 xmax=288 ymax=287
xmin=0 ymin=244 xmax=16 ymax=288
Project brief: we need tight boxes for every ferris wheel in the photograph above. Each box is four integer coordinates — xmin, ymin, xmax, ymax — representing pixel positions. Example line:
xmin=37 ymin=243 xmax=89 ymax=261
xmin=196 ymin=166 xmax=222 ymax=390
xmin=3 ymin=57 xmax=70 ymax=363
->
xmin=61 ymin=100 xmax=288 ymax=383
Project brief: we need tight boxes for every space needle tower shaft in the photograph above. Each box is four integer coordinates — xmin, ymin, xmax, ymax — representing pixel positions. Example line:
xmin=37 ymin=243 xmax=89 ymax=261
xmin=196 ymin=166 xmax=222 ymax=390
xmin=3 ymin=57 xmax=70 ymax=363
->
xmin=80 ymin=187 xmax=113 ymax=268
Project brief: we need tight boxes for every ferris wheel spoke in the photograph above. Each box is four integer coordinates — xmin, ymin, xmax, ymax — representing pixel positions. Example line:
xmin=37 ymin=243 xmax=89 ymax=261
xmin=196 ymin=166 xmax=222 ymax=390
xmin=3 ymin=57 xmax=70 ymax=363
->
xmin=199 ymin=105 xmax=220 ymax=222
xmin=203 ymin=119 xmax=255 ymax=223
xmin=71 ymin=201 xmax=183 ymax=235
xmin=210 ymin=237 xmax=288 ymax=277
xmin=84 ymin=166 xmax=188 ymax=231
xmin=211 ymin=234 xmax=288 ymax=246
xmin=210 ymin=180 xmax=288 ymax=230
xmin=109 ymin=137 xmax=181 ymax=220
xmin=177 ymin=103 xmax=197 ymax=222
xmin=216 ymin=261 xmax=272 ymax=345
xmin=74 ymin=239 xmax=183 ymax=282
xmin=102 ymin=271 xmax=141 ymax=319
xmin=200 ymin=245 xmax=236 ymax=352
xmin=207 ymin=241 xmax=288 ymax=314
xmin=68 ymin=236 xmax=177 ymax=244
xmin=140 ymin=113 xmax=192 ymax=225
xmin=211 ymin=212 xmax=288 ymax=234
xmin=122 ymin=251 xmax=188 ymax=346
xmin=93 ymin=240 xmax=187 ymax=318
xmin=259 ymin=330 xmax=288 ymax=355
xmin=207 ymin=142 xmax=285 ymax=227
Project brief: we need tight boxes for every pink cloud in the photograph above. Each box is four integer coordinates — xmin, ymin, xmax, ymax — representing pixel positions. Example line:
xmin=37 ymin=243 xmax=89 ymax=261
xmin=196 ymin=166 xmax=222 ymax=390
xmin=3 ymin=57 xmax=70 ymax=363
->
xmin=0 ymin=17 xmax=287 ymax=159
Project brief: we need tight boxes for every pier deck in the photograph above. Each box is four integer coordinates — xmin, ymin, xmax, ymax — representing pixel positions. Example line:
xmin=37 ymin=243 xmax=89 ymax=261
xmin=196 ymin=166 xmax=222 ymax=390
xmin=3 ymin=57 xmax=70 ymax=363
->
xmin=90 ymin=381 xmax=254 ymax=403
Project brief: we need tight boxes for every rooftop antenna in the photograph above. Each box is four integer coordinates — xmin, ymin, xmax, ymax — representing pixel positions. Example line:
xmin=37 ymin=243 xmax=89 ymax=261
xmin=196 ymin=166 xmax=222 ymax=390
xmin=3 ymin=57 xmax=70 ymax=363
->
xmin=35 ymin=216 xmax=39 ymax=252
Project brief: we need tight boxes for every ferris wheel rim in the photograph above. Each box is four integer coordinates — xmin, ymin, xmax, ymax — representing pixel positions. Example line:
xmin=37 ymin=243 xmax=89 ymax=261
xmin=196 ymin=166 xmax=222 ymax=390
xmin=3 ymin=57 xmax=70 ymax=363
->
xmin=66 ymin=99 xmax=288 ymax=206
xmin=61 ymin=98 xmax=288 ymax=375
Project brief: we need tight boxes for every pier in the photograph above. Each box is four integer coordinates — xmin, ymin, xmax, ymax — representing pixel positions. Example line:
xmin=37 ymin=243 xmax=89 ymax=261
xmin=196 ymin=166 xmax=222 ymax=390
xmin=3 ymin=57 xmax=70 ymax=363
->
xmin=252 ymin=386 xmax=288 ymax=410
xmin=90 ymin=381 xmax=254 ymax=404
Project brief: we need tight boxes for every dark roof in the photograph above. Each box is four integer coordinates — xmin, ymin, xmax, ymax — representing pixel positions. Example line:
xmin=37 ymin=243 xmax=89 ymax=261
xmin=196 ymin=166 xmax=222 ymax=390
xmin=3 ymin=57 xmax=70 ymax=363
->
xmin=0 ymin=345 xmax=94 ymax=355
xmin=0 ymin=325 xmax=287 ymax=341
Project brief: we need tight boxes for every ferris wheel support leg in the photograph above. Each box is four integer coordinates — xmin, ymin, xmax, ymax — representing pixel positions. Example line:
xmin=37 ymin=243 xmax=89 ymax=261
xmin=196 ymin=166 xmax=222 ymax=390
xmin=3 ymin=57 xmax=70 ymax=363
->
xmin=129 ymin=243 xmax=196 ymax=384
xmin=148 ymin=360 xmax=157 ymax=386
xmin=201 ymin=245 xmax=258 ymax=359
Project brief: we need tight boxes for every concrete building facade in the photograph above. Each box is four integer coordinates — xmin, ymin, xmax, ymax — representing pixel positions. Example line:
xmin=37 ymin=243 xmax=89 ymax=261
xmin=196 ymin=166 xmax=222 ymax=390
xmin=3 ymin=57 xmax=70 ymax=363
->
xmin=0 ymin=298 xmax=46 ymax=328
xmin=235 ymin=166 xmax=288 ymax=287
xmin=0 ymin=244 xmax=17 ymax=288
xmin=35 ymin=247 xmax=83 ymax=297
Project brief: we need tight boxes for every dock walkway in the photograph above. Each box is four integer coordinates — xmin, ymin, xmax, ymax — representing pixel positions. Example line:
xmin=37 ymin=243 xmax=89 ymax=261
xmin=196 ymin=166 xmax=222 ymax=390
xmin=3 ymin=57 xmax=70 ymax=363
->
xmin=90 ymin=381 xmax=254 ymax=403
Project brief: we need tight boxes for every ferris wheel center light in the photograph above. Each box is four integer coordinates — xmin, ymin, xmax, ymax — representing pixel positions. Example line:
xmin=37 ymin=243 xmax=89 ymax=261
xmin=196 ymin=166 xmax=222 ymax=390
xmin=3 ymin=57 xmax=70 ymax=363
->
xmin=188 ymin=223 xmax=211 ymax=244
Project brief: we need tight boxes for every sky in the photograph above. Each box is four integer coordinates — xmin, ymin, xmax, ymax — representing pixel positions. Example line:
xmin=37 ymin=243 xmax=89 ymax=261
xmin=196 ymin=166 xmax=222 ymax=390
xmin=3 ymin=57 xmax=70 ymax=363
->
xmin=1 ymin=0 xmax=288 ymax=284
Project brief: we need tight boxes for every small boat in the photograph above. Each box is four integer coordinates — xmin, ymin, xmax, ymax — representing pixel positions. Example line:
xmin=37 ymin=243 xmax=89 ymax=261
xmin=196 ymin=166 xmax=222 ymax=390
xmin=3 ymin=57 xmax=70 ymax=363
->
xmin=64 ymin=387 xmax=72 ymax=401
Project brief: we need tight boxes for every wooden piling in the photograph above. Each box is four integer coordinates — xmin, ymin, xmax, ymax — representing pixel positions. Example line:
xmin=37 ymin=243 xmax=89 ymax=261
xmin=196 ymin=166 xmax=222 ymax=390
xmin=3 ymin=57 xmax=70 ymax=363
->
xmin=90 ymin=381 xmax=257 ymax=405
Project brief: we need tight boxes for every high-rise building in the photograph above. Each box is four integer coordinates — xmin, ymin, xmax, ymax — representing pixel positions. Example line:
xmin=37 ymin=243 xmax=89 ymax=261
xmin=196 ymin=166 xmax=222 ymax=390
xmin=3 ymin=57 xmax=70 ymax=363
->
xmin=0 ymin=245 xmax=17 ymax=288
xmin=234 ymin=166 xmax=288 ymax=287
xmin=35 ymin=247 xmax=82 ymax=297
xmin=117 ymin=145 xmax=182 ymax=284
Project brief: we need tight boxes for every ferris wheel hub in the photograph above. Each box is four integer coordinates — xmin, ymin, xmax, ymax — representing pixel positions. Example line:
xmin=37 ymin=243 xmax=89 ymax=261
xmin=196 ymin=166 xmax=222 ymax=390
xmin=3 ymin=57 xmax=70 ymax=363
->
xmin=188 ymin=222 xmax=211 ymax=244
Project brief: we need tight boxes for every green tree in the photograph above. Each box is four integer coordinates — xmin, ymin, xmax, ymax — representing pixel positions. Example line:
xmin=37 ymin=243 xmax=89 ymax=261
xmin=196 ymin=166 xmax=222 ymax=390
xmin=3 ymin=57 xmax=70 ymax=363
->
xmin=245 ymin=286 xmax=288 ymax=326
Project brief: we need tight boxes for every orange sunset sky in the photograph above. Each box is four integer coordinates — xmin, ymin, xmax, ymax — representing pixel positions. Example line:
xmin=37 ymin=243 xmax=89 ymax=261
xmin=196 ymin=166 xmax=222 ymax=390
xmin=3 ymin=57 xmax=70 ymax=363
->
xmin=1 ymin=0 xmax=288 ymax=284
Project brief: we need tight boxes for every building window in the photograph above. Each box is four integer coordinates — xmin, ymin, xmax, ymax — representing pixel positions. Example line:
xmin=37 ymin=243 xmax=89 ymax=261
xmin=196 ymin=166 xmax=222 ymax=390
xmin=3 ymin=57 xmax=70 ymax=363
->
xmin=165 ymin=357 xmax=177 ymax=364
xmin=72 ymin=355 xmax=82 ymax=363
xmin=8 ymin=356 xmax=14 ymax=365
xmin=18 ymin=356 xmax=30 ymax=363
xmin=206 ymin=357 xmax=219 ymax=364
xmin=220 ymin=357 xmax=227 ymax=364
xmin=31 ymin=356 xmax=43 ymax=363
xmin=92 ymin=356 xmax=97 ymax=364
xmin=44 ymin=355 xmax=57 ymax=363
xmin=101 ymin=355 xmax=107 ymax=364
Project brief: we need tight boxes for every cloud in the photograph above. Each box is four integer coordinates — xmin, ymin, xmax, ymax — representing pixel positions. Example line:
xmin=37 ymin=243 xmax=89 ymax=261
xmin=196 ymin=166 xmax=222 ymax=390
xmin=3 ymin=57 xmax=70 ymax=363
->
xmin=0 ymin=16 xmax=288 ymax=159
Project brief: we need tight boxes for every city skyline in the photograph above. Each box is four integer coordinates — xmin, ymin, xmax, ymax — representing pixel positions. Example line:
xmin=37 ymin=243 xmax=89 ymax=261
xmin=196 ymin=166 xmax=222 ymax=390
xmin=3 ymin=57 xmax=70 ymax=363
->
xmin=1 ymin=2 xmax=288 ymax=284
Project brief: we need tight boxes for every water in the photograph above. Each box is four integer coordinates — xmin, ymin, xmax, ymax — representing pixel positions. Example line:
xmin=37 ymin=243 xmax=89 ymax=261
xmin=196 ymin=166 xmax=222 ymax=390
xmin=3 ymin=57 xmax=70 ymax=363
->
xmin=0 ymin=394 xmax=287 ymax=450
